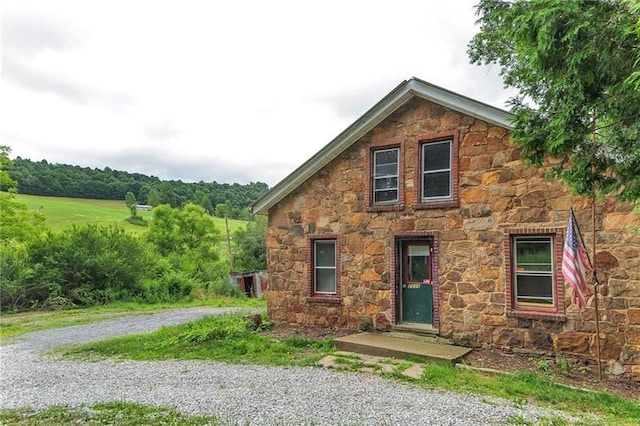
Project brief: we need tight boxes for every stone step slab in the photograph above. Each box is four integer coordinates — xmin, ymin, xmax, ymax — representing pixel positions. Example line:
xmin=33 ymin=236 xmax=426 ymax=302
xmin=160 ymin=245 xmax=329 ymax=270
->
xmin=334 ymin=332 xmax=471 ymax=363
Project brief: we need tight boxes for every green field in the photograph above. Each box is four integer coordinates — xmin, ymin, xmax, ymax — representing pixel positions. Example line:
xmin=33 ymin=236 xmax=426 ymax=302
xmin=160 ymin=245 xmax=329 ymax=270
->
xmin=14 ymin=193 xmax=248 ymax=235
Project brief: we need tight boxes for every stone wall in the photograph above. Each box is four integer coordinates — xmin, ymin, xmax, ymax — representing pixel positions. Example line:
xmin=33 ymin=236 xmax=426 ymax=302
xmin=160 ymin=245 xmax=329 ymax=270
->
xmin=266 ymin=97 xmax=640 ymax=377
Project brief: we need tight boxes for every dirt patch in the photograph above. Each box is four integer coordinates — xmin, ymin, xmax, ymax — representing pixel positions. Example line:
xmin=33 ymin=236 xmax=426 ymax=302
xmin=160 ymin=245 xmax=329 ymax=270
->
xmin=463 ymin=349 xmax=639 ymax=402
xmin=261 ymin=323 xmax=639 ymax=401
xmin=261 ymin=323 xmax=357 ymax=340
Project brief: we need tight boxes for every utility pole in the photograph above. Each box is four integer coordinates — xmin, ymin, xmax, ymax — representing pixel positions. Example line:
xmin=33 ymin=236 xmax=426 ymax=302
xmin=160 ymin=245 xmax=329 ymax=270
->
xmin=225 ymin=216 xmax=233 ymax=273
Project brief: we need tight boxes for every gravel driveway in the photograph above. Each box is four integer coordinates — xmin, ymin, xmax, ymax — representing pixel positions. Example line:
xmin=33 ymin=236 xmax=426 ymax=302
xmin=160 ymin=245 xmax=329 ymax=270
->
xmin=0 ymin=307 xmax=576 ymax=425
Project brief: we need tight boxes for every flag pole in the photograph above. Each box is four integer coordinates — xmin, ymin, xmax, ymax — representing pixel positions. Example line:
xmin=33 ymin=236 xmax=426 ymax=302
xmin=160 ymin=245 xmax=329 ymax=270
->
xmin=570 ymin=207 xmax=602 ymax=379
xmin=591 ymin=196 xmax=603 ymax=380
xmin=590 ymin=111 xmax=603 ymax=380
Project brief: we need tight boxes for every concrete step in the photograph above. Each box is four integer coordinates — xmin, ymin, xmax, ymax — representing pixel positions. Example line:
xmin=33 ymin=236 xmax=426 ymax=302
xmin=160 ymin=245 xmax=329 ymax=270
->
xmin=334 ymin=332 xmax=471 ymax=363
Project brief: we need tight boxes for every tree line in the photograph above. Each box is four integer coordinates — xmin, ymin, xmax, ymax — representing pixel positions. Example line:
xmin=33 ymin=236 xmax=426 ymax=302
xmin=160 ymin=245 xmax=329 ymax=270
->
xmin=2 ymin=157 xmax=269 ymax=219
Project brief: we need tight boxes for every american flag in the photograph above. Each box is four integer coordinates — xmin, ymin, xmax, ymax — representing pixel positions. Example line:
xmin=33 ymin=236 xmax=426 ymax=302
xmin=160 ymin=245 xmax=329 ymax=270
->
xmin=561 ymin=211 xmax=593 ymax=310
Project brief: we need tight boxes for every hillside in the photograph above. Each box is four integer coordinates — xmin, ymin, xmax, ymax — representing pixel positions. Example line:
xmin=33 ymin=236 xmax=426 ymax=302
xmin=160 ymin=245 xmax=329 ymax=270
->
xmin=15 ymin=194 xmax=248 ymax=235
xmin=4 ymin=158 xmax=268 ymax=219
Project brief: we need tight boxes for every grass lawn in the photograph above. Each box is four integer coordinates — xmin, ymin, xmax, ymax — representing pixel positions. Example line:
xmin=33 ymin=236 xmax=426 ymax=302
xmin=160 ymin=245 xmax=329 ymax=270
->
xmin=0 ymin=403 xmax=221 ymax=425
xmin=14 ymin=193 xmax=248 ymax=235
xmin=0 ymin=298 xmax=265 ymax=341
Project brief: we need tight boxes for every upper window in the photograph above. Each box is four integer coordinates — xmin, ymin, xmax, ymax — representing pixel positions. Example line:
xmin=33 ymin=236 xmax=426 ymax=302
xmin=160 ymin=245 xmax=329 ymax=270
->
xmin=504 ymin=229 xmax=565 ymax=320
xmin=513 ymin=237 xmax=554 ymax=307
xmin=421 ymin=139 xmax=452 ymax=200
xmin=373 ymin=148 xmax=399 ymax=204
xmin=314 ymin=239 xmax=337 ymax=294
xmin=415 ymin=132 xmax=459 ymax=209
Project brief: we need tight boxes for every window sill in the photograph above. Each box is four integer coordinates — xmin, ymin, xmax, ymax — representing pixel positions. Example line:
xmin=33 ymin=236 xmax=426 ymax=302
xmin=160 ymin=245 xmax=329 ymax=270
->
xmin=367 ymin=203 xmax=404 ymax=213
xmin=307 ymin=296 xmax=342 ymax=305
xmin=415 ymin=199 xmax=459 ymax=210
xmin=506 ymin=310 xmax=566 ymax=322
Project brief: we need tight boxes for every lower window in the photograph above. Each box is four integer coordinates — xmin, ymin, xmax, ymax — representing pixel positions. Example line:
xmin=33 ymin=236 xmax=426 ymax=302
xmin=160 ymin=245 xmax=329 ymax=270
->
xmin=504 ymin=229 xmax=564 ymax=319
xmin=513 ymin=237 xmax=554 ymax=307
xmin=314 ymin=239 xmax=336 ymax=294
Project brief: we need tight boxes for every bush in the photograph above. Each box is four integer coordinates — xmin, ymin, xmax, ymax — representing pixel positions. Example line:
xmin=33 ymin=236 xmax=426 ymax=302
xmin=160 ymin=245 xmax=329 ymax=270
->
xmin=143 ymin=271 xmax=195 ymax=303
xmin=0 ymin=241 xmax=63 ymax=312
xmin=125 ymin=216 xmax=147 ymax=226
xmin=210 ymin=277 xmax=244 ymax=298
xmin=17 ymin=225 xmax=158 ymax=309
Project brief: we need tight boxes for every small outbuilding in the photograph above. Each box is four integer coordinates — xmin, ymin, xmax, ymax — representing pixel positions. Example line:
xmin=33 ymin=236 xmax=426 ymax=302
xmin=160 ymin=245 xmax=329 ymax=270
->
xmin=230 ymin=270 xmax=267 ymax=298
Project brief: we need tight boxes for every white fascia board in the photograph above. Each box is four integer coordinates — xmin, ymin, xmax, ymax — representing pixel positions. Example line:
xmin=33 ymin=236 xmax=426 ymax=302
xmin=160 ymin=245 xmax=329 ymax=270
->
xmin=408 ymin=78 xmax=513 ymax=129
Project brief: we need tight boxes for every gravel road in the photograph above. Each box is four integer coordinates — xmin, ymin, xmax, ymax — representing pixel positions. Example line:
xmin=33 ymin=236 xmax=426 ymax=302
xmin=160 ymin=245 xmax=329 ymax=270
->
xmin=0 ymin=307 xmax=577 ymax=425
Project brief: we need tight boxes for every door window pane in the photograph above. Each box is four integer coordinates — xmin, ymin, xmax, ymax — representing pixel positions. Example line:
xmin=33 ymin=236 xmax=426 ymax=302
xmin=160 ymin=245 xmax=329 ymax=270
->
xmin=407 ymin=245 xmax=430 ymax=282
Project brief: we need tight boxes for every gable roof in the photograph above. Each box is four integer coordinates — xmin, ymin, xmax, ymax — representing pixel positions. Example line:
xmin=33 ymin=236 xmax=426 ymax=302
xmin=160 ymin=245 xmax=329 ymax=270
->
xmin=253 ymin=77 xmax=513 ymax=214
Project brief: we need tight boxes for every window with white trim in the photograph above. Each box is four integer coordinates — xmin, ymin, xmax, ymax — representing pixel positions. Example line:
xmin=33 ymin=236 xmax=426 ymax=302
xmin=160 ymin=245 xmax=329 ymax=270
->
xmin=513 ymin=236 xmax=554 ymax=307
xmin=421 ymin=139 xmax=452 ymax=200
xmin=314 ymin=239 xmax=336 ymax=294
xmin=373 ymin=148 xmax=399 ymax=204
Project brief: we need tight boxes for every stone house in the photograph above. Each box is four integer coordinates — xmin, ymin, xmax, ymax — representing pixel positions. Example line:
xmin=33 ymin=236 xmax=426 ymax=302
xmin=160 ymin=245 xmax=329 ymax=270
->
xmin=253 ymin=78 xmax=640 ymax=377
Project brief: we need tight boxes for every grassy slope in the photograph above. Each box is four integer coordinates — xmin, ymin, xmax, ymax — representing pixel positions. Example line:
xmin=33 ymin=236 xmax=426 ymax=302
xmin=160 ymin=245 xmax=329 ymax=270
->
xmin=14 ymin=193 xmax=247 ymax=234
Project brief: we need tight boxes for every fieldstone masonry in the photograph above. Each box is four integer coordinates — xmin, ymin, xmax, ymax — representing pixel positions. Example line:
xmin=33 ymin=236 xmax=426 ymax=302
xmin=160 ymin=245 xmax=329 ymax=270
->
xmin=266 ymin=97 xmax=640 ymax=378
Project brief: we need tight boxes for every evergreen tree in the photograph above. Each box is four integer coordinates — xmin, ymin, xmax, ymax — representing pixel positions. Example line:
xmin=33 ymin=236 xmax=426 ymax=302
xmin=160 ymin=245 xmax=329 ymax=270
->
xmin=469 ymin=0 xmax=640 ymax=201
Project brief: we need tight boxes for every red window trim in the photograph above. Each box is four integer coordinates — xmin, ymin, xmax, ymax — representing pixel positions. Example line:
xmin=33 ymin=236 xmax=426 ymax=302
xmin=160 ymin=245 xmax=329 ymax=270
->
xmin=307 ymin=234 xmax=342 ymax=303
xmin=414 ymin=131 xmax=459 ymax=210
xmin=503 ymin=228 xmax=566 ymax=321
xmin=367 ymin=139 xmax=404 ymax=212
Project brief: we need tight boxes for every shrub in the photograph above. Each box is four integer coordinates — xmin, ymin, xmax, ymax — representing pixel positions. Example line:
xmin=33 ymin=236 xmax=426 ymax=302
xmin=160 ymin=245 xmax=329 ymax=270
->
xmin=23 ymin=225 xmax=158 ymax=308
xmin=0 ymin=241 xmax=63 ymax=312
xmin=210 ymin=277 xmax=244 ymax=298
xmin=144 ymin=271 xmax=195 ymax=303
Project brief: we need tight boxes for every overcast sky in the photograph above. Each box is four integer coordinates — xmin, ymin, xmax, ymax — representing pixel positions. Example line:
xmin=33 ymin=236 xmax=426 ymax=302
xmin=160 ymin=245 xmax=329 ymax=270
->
xmin=1 ymin=0 xmax=515 ymax=187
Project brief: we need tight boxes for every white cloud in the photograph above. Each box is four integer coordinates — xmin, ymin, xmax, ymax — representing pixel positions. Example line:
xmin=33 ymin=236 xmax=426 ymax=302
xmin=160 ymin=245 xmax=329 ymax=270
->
xmin=0 ymin=0 xmax=514 ymax=186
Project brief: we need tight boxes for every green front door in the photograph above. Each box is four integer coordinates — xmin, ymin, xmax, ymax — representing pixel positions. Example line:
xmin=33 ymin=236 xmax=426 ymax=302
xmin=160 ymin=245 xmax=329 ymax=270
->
xmin=401 ymin=242 xmax=433 ymax=325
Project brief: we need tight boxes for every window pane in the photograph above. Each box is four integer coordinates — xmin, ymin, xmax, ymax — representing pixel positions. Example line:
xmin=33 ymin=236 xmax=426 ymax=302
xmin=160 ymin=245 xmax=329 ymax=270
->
xmin=375 ymin=149 xmax=398 ymax=166
xmin=315 ymin=241 xmax=335 ymax=267
xmin=373 ymin=148 xmax=399 ymax=205
xmin=408 ymin=254 xmax=430 ymax=282
xmin=408 ymin=245 xmax=430 ymax=256
xmin=375 ymin=189 xmax=398 ymax=203
xmin=516 ymin=239 xmax=552 ymax=272
xmin=315 ymin=269 xmax=336 ymax=293
xmin=423 ymin=171 xmax=451 ymax=198
xmin=423 ymin=141 xmax=451 ymax=171
xmin=375 ymin=177 xmax=397 ymax=190
xmin=375 ymin=163 xmax=397 ymax=177
xmin=516 ymin=274 xmax=553 ymax=305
